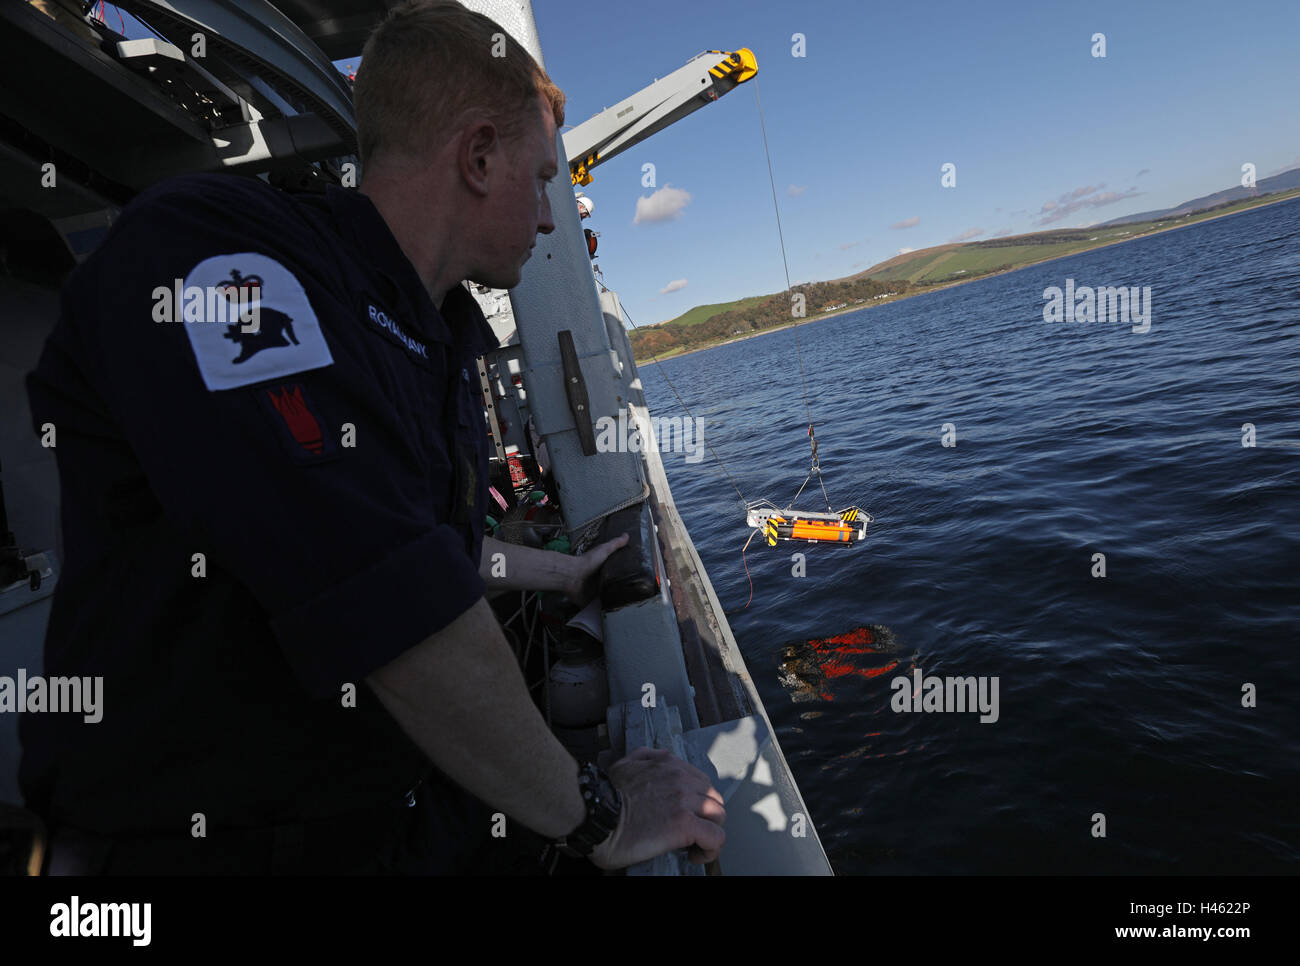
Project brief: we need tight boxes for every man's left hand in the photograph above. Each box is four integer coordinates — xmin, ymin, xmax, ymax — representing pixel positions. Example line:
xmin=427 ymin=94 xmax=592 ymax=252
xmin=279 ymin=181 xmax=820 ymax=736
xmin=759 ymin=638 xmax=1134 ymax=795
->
xmin=563 ymin=532 xmax=629 ymax=607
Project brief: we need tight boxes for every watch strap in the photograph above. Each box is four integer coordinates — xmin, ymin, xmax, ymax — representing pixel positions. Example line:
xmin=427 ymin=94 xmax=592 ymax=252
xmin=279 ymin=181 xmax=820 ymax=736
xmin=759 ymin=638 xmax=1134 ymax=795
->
xmin=551 ymin=762 xmax=621 ymax=860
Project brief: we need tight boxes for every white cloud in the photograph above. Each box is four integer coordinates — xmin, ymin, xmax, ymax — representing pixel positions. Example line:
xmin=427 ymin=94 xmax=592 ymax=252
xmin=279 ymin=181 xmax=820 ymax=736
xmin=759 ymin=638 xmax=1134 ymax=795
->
xmin=897 ymin=247 xmax=915 ymax=255
xmin=659 ymin=278 xmax=688 ymax=294
xmin=949 ymin=227 xmax=985 ymax=242
xmin=890 ymin=216 xmax=920 ymax=230
xmin=634 ymin=184 xmax=692 ymax=224
xmin=787 ymin=184 xmax=808 ymax=197
xmin=1034 ymin=185 xmax=1141 ymax=226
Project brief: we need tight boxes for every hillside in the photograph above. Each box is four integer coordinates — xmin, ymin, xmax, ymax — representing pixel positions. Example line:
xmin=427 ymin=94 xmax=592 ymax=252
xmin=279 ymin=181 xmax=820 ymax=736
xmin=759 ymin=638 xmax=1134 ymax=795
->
xmin=839 ymin=186 xmax=1300 ymax=288
xmin=1101 ymin=166 xmax=1300 ymax=226
xmin=629 ymin=183 xmax=1300 ymax=361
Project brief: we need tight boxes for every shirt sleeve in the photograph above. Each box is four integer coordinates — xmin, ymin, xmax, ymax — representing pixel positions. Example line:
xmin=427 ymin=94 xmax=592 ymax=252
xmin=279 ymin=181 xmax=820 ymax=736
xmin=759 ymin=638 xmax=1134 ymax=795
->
xmin=61 ymin=177 xmax=485 ymax=698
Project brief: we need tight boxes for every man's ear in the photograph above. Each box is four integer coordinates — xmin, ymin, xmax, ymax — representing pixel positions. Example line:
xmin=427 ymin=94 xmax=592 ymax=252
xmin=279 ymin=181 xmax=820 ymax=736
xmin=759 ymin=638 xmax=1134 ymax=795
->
xmin=458 ymin=119 xmax=501 ymax=198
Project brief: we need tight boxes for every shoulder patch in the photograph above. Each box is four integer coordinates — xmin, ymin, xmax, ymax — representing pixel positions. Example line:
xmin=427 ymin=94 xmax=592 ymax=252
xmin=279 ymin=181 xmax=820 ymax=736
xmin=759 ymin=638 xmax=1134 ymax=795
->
xmin=259 ymin=382 xmax=340 ymax=464
xmin=177 ymin=253 xmax=333 ymax=390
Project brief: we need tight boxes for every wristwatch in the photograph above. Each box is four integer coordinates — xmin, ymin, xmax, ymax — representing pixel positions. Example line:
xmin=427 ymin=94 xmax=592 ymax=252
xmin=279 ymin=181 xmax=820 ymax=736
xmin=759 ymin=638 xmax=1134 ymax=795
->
xmin=551 ymin=761 xmax=622 ymax=860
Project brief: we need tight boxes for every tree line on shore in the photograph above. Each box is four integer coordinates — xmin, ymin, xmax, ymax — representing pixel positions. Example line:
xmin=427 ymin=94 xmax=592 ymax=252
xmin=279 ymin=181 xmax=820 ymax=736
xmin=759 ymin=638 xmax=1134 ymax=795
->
xmin=630 ymin=275 xmax=912 ymax=358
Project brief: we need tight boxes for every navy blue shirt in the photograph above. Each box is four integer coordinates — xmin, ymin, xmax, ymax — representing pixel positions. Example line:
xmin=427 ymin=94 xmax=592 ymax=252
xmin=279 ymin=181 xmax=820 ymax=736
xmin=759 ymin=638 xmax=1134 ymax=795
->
xmin=23 ymin=173 xmax=495 ymax=834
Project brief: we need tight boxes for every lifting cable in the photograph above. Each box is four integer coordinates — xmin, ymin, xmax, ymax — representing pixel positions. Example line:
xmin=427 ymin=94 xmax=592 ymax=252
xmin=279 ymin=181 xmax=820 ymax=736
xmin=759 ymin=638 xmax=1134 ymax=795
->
xmin=754 ymin=76 xmax=833 ymax=514
xmin=599 ymin=78 xmax=873 ymax=607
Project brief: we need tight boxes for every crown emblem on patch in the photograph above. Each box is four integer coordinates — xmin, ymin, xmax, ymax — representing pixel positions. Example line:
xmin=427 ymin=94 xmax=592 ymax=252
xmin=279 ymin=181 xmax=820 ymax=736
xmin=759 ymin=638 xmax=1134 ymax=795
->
xmin=215 ymin=268 xmax=263 ymax=302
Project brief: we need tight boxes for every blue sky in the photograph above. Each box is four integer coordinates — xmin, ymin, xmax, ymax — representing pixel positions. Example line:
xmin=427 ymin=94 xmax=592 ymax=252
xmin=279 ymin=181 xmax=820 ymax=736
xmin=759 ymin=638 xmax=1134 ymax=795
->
xmin=114 ymin=0 xmax=1300 ymax=326
xmin=519 ymin=0 xmax=1300 ymax=324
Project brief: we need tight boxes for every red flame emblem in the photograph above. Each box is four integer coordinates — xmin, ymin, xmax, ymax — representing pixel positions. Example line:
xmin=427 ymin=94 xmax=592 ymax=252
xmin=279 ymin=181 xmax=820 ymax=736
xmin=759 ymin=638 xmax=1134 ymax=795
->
xmin=266 ymin=385 xmax=323 ymax=454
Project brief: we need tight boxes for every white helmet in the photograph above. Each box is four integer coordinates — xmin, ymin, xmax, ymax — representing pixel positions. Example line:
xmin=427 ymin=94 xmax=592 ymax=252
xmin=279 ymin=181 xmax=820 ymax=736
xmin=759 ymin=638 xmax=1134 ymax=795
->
xmin=576 ymin=196 xmax=594 ymax=218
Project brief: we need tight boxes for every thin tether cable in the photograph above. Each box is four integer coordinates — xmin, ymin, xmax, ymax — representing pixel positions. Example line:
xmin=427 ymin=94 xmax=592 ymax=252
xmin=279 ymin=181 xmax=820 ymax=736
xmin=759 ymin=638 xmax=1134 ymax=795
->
xmin=616 ymin=302 xmax=760 ymax=608
xmin=617 ymin=302 xmax=749 ymax=510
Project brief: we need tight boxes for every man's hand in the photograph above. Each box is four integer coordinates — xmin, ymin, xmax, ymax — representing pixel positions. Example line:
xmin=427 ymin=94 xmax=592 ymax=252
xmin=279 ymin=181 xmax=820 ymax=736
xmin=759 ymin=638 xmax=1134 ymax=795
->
xmin=563 ymin=532 xmax=629 ymax=607
xmin=588 ymin=747 xmax=726 ymax=869
xmin=480 ymin=533 xmax=628 ymax=603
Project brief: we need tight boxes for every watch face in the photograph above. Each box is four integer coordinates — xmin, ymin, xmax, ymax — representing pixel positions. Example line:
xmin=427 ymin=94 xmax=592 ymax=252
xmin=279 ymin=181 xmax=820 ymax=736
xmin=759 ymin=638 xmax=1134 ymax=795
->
xmin=596 ymin=778 xmax=621 ymax=824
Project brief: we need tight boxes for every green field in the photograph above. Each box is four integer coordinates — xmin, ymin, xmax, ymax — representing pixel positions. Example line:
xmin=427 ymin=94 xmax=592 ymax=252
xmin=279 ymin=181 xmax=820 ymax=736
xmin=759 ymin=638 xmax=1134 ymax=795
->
xmin=658 ymin=293 xmax=774 ymax=329
xmin=859 ymin=187 xmax=1300 ymax=286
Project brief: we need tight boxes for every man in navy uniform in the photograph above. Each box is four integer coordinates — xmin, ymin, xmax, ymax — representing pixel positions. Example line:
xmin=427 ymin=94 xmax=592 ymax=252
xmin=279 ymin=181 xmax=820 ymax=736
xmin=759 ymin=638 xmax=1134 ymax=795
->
xmin=23 ymin=0 xmax=725 ymax=874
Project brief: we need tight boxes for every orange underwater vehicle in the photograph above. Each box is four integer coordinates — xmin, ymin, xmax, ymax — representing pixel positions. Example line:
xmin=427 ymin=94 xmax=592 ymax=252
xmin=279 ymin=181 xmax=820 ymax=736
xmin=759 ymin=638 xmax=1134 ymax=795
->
xmin=746 ymin=499 xmax=872 ymax=546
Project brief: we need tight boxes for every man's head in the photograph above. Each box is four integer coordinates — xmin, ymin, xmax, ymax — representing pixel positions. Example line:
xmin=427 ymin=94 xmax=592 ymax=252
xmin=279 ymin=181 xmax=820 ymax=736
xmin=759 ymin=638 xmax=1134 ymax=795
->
xmin=353 ymin=0 xmax=567 ymax=293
